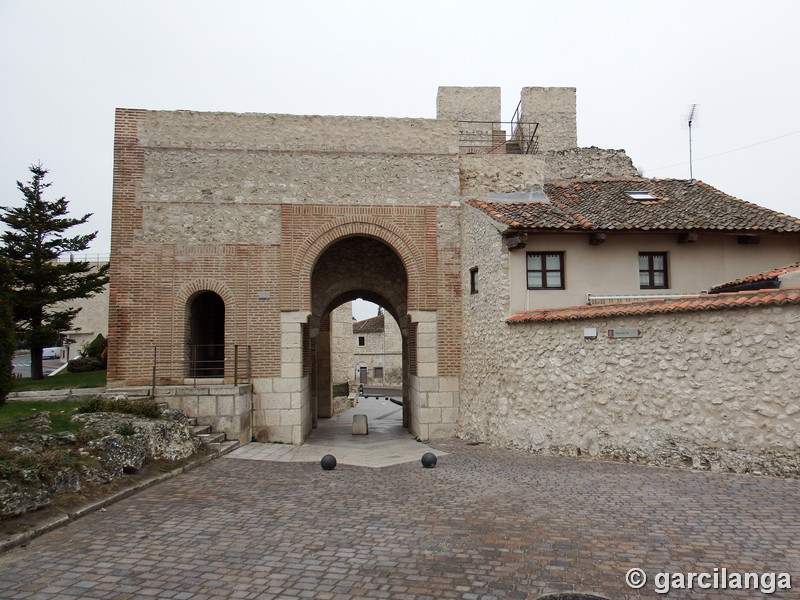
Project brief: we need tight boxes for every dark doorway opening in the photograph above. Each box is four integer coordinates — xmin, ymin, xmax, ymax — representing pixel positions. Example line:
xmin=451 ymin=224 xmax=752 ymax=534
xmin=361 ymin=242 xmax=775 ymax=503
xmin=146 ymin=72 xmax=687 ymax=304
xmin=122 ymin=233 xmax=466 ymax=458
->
xmin=188 ymin=291 xmax=225 ymax=378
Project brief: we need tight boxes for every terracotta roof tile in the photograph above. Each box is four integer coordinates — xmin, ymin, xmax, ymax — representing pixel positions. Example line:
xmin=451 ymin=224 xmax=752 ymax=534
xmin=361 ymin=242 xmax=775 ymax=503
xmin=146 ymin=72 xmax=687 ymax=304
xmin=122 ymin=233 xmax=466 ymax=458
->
xmin=353 ymin=314 xmax=385 ymax=333
xmin=468 ymin=179 xmax=800 ymax=233
xmin=709 ymin=262 xmax=800 ymax=293
xmin=507 ymin=287 xmax=800 ymax=323
xmin=467 ymin=198 xmax=576 ymax=229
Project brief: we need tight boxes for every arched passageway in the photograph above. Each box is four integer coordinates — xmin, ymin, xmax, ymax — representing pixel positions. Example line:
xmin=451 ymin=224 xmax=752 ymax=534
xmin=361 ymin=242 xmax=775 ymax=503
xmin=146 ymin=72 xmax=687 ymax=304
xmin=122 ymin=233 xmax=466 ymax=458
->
xmin=309 ymin=236 xmax=411 ymax=430
xmin=187 ymin=291 xmax=225 ymax=378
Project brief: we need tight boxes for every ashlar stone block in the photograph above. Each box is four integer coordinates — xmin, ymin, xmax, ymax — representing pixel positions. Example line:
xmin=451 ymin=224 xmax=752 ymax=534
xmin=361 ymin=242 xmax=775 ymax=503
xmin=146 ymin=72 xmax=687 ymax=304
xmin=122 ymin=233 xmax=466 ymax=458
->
xmin=352 ymin=414 xmax=369 ymax=435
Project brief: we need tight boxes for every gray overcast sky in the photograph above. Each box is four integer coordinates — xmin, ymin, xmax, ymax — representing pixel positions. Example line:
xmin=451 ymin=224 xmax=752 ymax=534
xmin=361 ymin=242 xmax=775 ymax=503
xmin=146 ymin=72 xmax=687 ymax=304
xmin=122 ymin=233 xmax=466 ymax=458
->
xmin=1 ymin=0 xmax=799 ymax=260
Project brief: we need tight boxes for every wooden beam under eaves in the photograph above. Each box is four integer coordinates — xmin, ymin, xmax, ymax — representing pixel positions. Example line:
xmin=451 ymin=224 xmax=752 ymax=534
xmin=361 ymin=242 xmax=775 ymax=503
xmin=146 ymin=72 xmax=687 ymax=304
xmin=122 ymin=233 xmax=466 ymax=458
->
xmin=589 ymin=232 xmax=606 ymax=245
xmin=737 ymin=235 xmax=761 ymax=245
xmin=678 ymin=232 xmax=698 ymax=244
xmin=504 ymin=234 xmax=527 ymax=250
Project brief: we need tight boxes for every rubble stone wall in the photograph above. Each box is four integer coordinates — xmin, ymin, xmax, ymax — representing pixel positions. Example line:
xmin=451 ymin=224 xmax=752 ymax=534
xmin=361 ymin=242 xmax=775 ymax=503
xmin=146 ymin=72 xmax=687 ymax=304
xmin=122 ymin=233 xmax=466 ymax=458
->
xmin=459 ymin=297 xmax=800 ymax=475
xmin=543 ymin=146 xmax=639 ymax=181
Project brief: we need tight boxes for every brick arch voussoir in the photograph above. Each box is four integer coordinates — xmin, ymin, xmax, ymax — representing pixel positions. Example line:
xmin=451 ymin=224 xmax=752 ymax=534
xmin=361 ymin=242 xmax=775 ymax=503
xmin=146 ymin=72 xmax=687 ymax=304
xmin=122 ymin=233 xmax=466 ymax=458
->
xmin=296 ymin=218 xmax=425 ymax=309
xmin=177 ymin=279 xmax=236 ymax=311
xmin=176 ymin=280 xmax=235 ymax=346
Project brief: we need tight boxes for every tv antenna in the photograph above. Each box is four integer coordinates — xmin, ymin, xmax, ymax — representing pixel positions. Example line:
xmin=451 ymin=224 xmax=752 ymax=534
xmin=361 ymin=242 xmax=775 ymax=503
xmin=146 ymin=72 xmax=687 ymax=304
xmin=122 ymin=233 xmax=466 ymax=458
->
xmin=687 ymin=104 xmax=698 ymax=181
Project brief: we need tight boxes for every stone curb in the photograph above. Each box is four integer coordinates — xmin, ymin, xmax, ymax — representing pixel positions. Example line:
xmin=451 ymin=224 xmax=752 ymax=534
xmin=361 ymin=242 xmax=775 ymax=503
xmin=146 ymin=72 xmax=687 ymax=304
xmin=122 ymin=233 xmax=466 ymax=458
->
xmin=8 ymin=387 xmax=154 ymax=400
xmin=0 ymin=441 xmax=240 ymax=554
xmin=7 ymin=388 xmax=108 ymax=400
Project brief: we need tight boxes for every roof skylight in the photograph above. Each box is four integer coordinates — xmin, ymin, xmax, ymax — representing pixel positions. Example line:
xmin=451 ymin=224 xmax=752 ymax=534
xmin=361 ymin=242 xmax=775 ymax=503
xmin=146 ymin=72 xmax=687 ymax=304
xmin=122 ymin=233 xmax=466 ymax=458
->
xmin=625 ymin=190 xmax=658 ymax=201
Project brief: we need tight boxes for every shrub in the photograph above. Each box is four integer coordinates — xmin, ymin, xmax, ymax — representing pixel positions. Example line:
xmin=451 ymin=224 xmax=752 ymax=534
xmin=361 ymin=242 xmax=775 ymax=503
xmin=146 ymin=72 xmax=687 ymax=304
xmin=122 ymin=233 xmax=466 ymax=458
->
xmin=67 ymin=356 xmax=104 ymax=373
xmin=77 ymin=397 xmax=162 ymax=419
xmin=76 ymin=396 xmax=106 ymax=414
xmin=82 ymin=334 xmax=107 ymax=366
xmin=116 ymin=422 xmax=136 ymax=437
xmin=66 ymin=335 xmax=109 ymax=373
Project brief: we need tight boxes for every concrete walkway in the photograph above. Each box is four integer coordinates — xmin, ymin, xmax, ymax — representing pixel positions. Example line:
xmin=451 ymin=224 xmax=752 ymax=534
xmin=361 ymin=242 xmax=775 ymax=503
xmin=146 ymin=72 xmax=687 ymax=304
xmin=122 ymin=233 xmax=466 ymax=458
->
xmin=229 ymin=395 xmax=446 ymax=468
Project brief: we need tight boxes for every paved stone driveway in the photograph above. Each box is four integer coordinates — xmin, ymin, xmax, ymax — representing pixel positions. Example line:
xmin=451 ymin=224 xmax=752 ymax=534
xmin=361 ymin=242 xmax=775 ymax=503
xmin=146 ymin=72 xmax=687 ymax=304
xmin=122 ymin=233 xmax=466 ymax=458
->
xmin=1 ymin=439 xmax=798 ymax=599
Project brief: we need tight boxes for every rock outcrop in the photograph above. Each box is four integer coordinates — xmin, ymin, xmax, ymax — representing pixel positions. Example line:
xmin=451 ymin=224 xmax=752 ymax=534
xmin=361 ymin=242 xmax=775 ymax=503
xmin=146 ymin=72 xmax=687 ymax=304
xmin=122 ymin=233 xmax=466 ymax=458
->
xmin=0 ymin=408 xmax=202 ymax=519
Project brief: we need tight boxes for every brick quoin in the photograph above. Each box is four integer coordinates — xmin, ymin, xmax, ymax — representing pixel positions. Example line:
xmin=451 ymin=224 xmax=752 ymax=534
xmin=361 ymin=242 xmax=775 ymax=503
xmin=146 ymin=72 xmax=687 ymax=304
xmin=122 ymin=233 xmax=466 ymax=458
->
xmin=108 ymin=109 xmax=146 ymax=383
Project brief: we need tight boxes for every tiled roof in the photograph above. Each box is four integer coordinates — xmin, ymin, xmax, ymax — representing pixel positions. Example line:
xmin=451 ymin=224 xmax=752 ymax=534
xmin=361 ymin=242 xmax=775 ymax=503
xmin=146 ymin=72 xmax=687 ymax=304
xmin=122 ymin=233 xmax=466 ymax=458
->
xmin=469 ymin=179 xmax=800 ymax=233
xmin=507 ymin=288 xmax=800 ymax=323
xmin=468 ymin=198 xmax=577 ymax=229
xmin=709 ymin=262 xmax=800 ymax=293
xmin=353 ymin=314 xmax=384 ymax=334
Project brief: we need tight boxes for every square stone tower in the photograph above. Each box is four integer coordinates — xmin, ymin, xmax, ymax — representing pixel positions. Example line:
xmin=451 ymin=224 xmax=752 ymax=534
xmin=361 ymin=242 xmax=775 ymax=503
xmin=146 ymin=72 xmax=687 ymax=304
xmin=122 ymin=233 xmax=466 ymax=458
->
xmin=436 ymin=86 xmax=502 ymax=122
xmin=520 ymin=86 xmax=577 ymax=151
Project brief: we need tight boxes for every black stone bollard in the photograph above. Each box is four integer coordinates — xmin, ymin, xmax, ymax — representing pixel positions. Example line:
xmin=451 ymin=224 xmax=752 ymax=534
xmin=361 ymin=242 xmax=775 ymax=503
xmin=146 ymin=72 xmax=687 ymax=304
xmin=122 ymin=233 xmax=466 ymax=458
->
xmin=320 ymin=454 xmax=337 ymax=470
xmin=421 ymin=452 xmax=437 ymax=468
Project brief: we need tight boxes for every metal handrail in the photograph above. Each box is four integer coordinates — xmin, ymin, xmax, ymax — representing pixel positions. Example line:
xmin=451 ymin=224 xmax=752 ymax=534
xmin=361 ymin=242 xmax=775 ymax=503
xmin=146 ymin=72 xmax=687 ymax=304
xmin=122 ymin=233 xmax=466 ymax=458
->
xmin=457 ymin=119 xmax=539 ymax=155
xmin=509 ymin=100 xmax=539 ymax=154
xmin=149 ymin=344 xmax=252 ymax=393
xmin=56 ymin=253 xmax=110 ymax=263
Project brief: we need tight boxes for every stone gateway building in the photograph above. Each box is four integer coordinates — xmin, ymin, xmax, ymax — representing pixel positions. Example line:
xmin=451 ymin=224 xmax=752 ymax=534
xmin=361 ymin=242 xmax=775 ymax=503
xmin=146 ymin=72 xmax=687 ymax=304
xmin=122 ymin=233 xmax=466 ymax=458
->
xmin=109 ymin=86 xmax=800 ymax=473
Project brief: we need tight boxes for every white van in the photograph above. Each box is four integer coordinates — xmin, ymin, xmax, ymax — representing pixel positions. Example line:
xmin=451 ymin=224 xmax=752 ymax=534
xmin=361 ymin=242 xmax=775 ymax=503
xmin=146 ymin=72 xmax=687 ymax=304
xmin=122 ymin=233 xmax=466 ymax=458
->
xmin=42 ymin=347 xmax=62 ymax=359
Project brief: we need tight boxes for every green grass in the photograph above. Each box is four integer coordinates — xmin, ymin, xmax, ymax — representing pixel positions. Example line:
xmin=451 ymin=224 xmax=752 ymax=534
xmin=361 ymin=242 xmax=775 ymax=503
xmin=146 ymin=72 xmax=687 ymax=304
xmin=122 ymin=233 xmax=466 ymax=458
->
xmin=0 ymin=400 xmax=86 ymax=433
xmin=11 ymin=369 xmax=107 ymax=392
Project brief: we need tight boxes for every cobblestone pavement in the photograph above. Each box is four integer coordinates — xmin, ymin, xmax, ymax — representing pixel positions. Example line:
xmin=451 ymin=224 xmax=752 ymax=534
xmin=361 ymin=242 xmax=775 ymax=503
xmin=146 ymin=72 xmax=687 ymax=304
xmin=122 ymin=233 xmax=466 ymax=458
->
xmin=1 ymin=439 xmax=799 ymax=599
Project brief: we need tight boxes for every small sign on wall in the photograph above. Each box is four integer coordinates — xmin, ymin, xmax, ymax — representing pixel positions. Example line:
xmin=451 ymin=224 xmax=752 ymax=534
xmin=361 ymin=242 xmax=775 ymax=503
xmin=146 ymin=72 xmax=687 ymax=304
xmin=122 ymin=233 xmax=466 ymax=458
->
xmin=608 ymin=328 xmax=642 ymax=338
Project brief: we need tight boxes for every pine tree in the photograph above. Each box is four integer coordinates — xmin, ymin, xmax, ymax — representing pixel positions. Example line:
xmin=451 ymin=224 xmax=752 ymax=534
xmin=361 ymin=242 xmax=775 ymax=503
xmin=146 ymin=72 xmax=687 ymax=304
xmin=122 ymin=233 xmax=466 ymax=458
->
xmin=1 ymin=164 xmax=109 ymax=380
xmin=0 ymin=257 xmax=15 ymax=403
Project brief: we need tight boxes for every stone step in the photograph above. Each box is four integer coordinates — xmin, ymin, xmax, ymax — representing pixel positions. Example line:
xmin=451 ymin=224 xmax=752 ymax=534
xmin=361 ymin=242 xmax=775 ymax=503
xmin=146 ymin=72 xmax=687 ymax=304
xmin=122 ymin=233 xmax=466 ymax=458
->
xmin=170 ymin=409 xmax=229 ymax=452
xmin=208 ymin=439 xmax=240 ymax=455
xmin=197 ymin=431 xmax=226 ymax=445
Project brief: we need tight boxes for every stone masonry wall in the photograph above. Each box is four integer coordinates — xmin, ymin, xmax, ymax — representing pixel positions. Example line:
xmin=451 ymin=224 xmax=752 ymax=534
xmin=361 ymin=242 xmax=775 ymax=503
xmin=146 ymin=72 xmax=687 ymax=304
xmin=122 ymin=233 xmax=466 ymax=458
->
xmin=140 ymin=150 xmax=460 ymax=207
xmin=382 ymin=314 xmax=403 ymax=385
xmin=459 ymin=154 xmax=545 ymax=198
xmin=330 ymin=302 xmax=353 ymax=385
xmin=543 ymin=147 xmax=639 ymax=181
xmin=458 ymin=289 xmax=800 ymax=475
xmin=151 ymin=384 xmax=252 ymax=445
xmin=460 ymin=205 xmax=511 ymax=439
xmin=137 ymin=111 xmax=460 ymax=207
xmin=458 ymin=148 xmax=636 ymax=198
